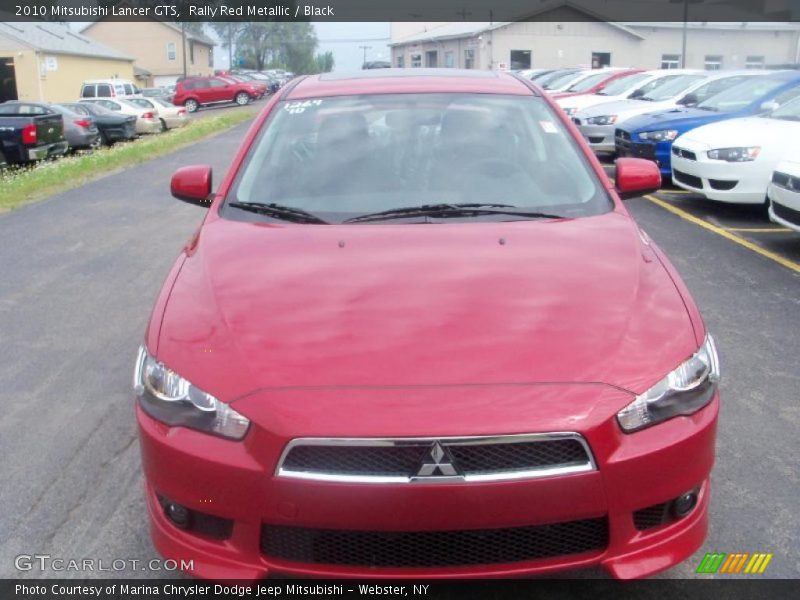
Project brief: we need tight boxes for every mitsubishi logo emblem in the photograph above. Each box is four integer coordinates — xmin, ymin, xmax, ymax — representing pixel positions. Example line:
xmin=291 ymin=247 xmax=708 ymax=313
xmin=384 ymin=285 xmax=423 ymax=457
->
xmin=412 ymin=442 xmax=462 ymax=480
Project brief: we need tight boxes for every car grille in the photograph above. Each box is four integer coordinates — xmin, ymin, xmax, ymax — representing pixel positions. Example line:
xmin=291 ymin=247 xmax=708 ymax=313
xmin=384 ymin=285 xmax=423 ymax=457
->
xmin=772 ymin=200 xmax=800 ymax=227
xmin=708 ymin=179 xmax=738 ymax=191
xmin=277 ymin=434 xmax=595 ymax=483
xmin=673 ymin=169 xmax=703 ymax=189
xmin=588 ymin=136 xmax=605 ymax=144
xmin=260 ymin=517 xmax=609 ymax=567
xmin=672 ymin=146 xmax=697 ymax=161
xmin=772 ymin=171 xmax=800 ymax=192
xmin=633 ymin=502 xmax=671 ymax=530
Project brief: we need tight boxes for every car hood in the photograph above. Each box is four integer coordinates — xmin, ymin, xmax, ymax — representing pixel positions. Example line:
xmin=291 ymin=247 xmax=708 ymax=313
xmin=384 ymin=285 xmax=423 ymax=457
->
xmin=557 ymin=93 xmax=626 ymax=112
xmin=677 ymin=115 xmax=800 ymax=149
xmin=619 ymin=107 xmax=735 ymax=134
xmin=576 ymin=98 xmax=677 ymax=120
xmin=156 ymin=212 xmax=698 ymax=400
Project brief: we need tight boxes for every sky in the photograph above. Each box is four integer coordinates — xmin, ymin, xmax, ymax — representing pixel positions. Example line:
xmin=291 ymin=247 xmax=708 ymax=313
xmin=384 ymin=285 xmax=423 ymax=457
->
xmin=208 ymin=22 xmax=391 ymax=71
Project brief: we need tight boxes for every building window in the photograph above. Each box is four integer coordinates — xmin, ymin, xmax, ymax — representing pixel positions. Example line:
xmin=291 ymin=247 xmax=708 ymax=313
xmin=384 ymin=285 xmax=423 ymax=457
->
xmin=425 ymin=50 xmax=438 ymax=68
xmin=167 ymin=42 xmax=176 ymax=61
xmin=410 ymin=54 xmax=422 ymax=68
xmin=591 ymin=52 xmax=611 ymax=68
xmin=464 ymin=49 xmax=475 ymax=69
xmin=444 ymin=51 xmax=454 ymax=68
xmin=510 ymin=50 xmax=532 ymax=70
xmin=704 ymin=55 xmax=723 ymax=70
xmin=396 ymin=55 xmax=405 ymax=68
xmin=661 ymin=54 xmax=680 ymax=69
xmin=745 ymin=55 xmax=765 ymax=69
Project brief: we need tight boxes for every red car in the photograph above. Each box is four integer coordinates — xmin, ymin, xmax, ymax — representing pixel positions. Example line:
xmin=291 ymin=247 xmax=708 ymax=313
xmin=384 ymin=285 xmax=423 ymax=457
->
xmin=135 ymin=69 xmax=720 ymax=580
xmin=550 ymin=68 xmax=644 ymax=100
xmin=172 ymin=76 xmax=259 ymax=113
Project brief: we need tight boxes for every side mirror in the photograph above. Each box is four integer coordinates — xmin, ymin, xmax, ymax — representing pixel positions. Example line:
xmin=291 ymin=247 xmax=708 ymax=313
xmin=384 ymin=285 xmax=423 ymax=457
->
xmin=760 ymin=100 xmax=779 ymax=113
xmin=171 ymin=165 xmax=213 ymax=207
xmin=615 ymin=157 xmax=661 ymax=200
xmin=677 ymin=93 xmax=698 ymax=106
xmin=629 ymin=89 xmax=645 ymax=99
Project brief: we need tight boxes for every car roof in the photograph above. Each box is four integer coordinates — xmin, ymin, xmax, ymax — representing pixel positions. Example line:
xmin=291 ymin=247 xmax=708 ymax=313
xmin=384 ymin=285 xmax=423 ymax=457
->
xmin=286 ymin=68 xmax=535 ymax=100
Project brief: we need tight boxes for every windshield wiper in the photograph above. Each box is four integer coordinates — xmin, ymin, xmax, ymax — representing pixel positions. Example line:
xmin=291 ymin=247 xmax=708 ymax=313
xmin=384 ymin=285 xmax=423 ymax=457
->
xmin=343 ymin=203 xmax=566 ymax=224
xmin=228 ymin=201 xmax=329 ymax=224
xmin=697 ymin=105 xmax=718 ymax=112
xmin=640 ymin=96 xmax=656 ymax=102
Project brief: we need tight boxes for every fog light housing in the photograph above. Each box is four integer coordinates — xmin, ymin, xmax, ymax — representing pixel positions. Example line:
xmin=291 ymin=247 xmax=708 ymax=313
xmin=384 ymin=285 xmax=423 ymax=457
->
xmin=165 ymin=502 xmax=192 ymax=529
xmin=672 ymin=490 xmax=698 ymax=518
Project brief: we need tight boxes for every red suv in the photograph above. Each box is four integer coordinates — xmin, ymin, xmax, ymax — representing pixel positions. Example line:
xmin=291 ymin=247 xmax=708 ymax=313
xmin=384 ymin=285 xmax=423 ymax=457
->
xmin=136 ymin=70 xmax=720 ymax=580
xmin=172 ymin=76 xmax=259 ymax=113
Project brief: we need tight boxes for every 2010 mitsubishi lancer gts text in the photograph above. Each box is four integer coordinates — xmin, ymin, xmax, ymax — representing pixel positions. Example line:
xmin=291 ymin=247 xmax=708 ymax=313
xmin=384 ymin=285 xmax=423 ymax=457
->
xmin=134 ymin=69 xmax=720 ymax=580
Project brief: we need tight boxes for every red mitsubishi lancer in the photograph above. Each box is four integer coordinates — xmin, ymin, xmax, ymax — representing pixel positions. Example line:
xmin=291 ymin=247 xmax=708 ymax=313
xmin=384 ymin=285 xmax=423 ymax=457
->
xmin=134 ymin=69 xmax=720 ymax=580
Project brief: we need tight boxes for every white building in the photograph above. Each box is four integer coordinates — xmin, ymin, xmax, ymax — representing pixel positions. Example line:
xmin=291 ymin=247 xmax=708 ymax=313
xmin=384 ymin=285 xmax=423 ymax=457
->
xmin=390 ymin=19 xmax=800 ymax=72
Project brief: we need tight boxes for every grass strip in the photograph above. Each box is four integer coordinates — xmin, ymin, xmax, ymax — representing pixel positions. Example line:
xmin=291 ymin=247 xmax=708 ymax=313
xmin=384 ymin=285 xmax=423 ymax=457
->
xmin=0 ymin=108 xmax=256 ymax=213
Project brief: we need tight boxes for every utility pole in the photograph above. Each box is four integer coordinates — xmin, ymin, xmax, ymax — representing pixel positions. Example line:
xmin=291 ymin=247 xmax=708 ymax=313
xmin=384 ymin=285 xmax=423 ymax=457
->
xmin=680 ymin=0 xmax=688 ymax=68
xmin=181 ymin=22 xmax=187 ymax=78
xmin=228 ymin=23 xmax=233 ymax=70
xmin=359 ymin=45 xmax=371 ymax=67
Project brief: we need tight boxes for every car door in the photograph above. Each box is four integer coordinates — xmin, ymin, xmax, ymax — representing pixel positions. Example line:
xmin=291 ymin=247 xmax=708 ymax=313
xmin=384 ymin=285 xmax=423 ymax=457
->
xmin=206 ymin=78 xmax=229 ymax=102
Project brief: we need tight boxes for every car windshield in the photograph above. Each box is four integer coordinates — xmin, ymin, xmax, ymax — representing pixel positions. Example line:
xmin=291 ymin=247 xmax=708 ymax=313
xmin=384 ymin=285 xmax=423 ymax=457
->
xmin=697 ymin=77 xmax=787 ymax=112
xmin=566 ymin=72 xmax=612 ymax=93
xmin=597 ymin=72 xmax=648 ymax=96
xmin=229 ymin=93 xmax=610 ymax=223
xmin=641 ymin=75 xmax=705 ymax=101
xmin=537 ymin=70 xmax=575 ymax=88
xmin=767 ymin=96 xmax=800 ymax=121
xmin=544 ymin=71 xmax=585 ymax=90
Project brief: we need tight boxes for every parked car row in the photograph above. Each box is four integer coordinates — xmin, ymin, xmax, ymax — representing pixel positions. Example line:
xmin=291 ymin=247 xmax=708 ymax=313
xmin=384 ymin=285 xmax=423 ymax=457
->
xmin=527 ymin=66 xmax=800 ymax=232
xmin=0 ymin=94 xmax=187 ymax=166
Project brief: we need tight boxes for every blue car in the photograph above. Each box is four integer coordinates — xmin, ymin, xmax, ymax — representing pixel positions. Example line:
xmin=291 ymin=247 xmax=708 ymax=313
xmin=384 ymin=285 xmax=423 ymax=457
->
xmin=615 ymin=71 xmax=800 ymax=176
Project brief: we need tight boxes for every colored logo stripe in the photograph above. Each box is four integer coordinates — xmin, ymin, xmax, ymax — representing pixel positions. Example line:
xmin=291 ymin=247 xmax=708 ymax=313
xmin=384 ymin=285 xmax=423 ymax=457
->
xmin=697 ymin=552 xmax=773 ymax=574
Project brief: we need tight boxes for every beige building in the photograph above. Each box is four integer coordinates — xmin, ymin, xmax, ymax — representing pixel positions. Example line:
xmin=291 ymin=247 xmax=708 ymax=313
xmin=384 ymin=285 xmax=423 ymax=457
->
xmin=82 ymin=20 xmax=216 ymax=87
xmin=0 ymin=21 xmax=134 ymax=103
xmin=390 ymin=19 xmax=800 ymax=72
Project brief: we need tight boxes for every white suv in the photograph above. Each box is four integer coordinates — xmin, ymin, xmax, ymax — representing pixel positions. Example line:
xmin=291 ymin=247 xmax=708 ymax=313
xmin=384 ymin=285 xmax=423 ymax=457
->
xmin=80 ymin=79 xmax=141 ymax=100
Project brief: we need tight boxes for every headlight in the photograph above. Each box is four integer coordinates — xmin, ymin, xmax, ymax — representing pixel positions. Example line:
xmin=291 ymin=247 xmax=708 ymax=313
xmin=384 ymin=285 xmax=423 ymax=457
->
xmin=638 ymin=129 xmax=679 ymax=142
xmin=586 ymin=115 xmax=617 ymax=125
xmin=617 ymin=335 xmax=720 ymax=433
xmin=707 ymin=147 xmax=760 ymax=162
xmin=133 ymin=346 xmax=250 ymax=440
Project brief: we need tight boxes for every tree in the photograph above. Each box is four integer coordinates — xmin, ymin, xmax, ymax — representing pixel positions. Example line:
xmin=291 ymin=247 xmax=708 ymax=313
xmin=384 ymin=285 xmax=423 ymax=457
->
xmin=314 ymin=51 xmax=335 ymax=73
xmin=210 ymin=22 xmax=244 ymax=69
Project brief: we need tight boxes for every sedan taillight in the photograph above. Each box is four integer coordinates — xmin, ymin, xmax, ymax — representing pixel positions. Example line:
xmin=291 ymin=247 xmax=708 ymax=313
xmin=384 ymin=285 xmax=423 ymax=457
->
xmin=177 ymin=109 xmax=187 ymax=116
xmin=74 ymin=119 xmax=92 ymax=129
xmin=141 ymin=112 xmax=155 ymax=119
xmin=22 ymin=123 xmax=37 ymax=145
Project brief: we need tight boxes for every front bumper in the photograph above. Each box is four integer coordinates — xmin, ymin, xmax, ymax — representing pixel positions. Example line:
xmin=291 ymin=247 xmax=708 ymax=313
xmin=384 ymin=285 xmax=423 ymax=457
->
xmin=615 ymin=134 xmax=672 ymax=175
xmin=768 ymin=182 xmax=800 ymax=233
xmin=137 ymin=383 xmax=718 ymax=580
xmin=574 ymin=121 xmax=616 ymax=153
xmin=670 ymin=143 xmax=769 ymax=204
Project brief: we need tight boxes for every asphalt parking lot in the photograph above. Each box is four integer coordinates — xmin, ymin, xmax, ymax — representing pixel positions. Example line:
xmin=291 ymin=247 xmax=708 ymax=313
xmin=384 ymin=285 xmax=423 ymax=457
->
xmin=0 ymin=119 xmax=797 ymax=581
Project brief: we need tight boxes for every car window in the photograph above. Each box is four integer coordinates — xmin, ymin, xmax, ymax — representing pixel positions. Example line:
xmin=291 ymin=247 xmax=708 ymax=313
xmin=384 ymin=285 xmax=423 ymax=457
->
xmin=687 ymin=76 xmax=751 ymax=104
xmin=566 ymin=72 xmax=611 ymax=93
xmin=124 ymin=84 xmax=135 ymax=95
xmin=697 ymin=77 xmax=787 ymax=112
xmin=231 ymin=93 xmax=610 ymax=222
xmin=63 ymin=104 xmax=89 ymax=116
xmin=81 ymin=84 xmax=95 ymax=98
xmin=0 ymin=103 xmax=46 ymax=115
xmin=209 ymin=79 xmax=227 ymax=88
xmin=642 ymin=75 xmax=706 ymax=101
xmin=596 ymin=72 xmax=648 ymax=96
xmin=766 ymin=96 xmax=800 ymax=121
xmin=633 ymin=75 xmax=681 ymax=97
xmin=114 ymin=84 xmax=126 ymax=95
xmin=543 ymin=71 xmax=583 ymax=90
xmin=194 ymin=80 xmax=210 ymax=89
xmin=100 ymin=100 xmax=120 ymax=111
xmin=129 ymin=98 xmax=154 ymax=109
xmin=771 ymin=85 xmax=800 ymax=107
xmin=97 ymin=84 xmax=112 ymax=98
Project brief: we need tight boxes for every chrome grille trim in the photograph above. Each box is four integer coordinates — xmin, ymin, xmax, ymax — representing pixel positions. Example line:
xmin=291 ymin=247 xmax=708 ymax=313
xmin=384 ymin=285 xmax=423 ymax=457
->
xmin=275 ymin=432 xmax=596 ymax=484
